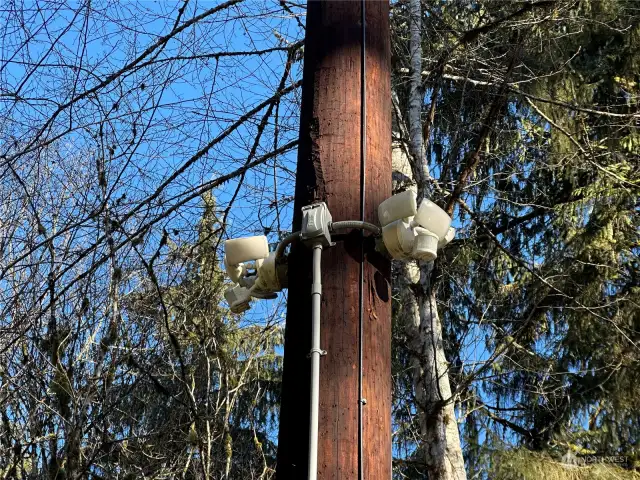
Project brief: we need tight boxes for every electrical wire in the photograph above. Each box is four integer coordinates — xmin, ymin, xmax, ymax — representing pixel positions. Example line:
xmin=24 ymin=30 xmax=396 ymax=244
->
xmin=357 ymin=0 xmax=366 ymax=478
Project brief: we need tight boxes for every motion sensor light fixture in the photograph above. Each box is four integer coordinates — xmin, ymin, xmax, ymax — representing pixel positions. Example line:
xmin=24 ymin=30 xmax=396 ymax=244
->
xmin=378 ymin=191 xmax=455 ymax=261
xmin=223 ymin=235 xmax=284 ymax=312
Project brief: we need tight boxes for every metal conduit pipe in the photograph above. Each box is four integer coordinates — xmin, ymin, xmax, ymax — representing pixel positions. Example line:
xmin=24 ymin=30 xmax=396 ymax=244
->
xmin=274 ymin=231 xmax=301 ymax=262
xmin=330 ymin=220 xmax=381 ymax=236
xmin=308 ymin=243 xmax=324 ymax=480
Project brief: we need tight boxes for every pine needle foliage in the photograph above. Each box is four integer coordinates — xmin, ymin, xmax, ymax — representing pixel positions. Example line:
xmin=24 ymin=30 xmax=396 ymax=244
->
xmin=490 ymin=449 xmax=640 ymax=480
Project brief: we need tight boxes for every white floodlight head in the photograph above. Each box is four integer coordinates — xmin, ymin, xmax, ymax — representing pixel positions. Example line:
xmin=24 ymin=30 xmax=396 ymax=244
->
xmin=378 ymin=190 xmax=417 ymax=227
xmin=413 ymin=199 xmax=452 ymax=240
xmin=224 ymin=235 xmax=269 ymax=265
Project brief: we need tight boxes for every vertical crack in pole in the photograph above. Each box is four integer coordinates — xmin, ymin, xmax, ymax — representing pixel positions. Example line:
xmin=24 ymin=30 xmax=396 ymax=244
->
xmin=309 ymin=117 xmax=325 ymax=202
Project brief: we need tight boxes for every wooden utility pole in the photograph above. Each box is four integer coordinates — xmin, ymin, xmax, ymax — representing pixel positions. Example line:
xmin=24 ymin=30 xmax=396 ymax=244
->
xmin=276 ymin=1 xmax=391 ymax=479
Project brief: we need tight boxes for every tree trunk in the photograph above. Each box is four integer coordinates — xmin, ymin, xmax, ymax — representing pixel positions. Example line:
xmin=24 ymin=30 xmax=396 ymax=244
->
xmin=418 ymin=265 xmax=467 ymax=480
xmin=407 ymin=0 xmax=426 ymax=194
xmin=394 ymin=0 xmax=467 ymax=477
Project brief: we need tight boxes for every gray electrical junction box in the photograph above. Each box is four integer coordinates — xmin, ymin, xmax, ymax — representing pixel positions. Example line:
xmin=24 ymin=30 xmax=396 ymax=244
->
xmin=300 ymin=202 xmax=333 ymax=247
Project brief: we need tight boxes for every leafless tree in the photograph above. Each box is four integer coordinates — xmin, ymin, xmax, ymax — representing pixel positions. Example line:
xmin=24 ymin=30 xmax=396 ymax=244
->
xmin=0 ymin=1 xmax=304 ymax=477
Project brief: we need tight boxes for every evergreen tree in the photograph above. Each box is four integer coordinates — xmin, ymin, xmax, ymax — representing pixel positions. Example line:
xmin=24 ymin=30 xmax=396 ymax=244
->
xmin=117 ymin=193 xmax=283 ymax=478
xmin=390 ymin=0 xmax=639 ymax=477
